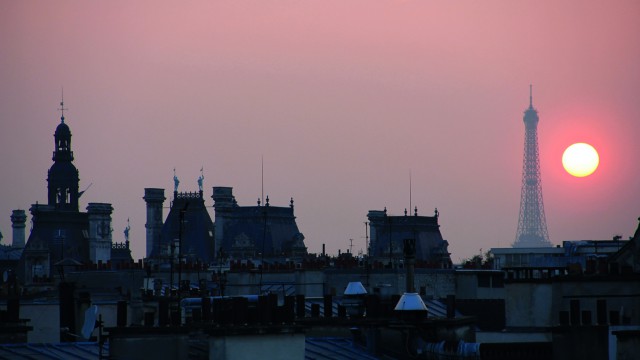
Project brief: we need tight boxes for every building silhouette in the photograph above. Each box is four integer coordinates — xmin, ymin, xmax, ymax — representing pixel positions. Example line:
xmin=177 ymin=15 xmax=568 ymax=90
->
xmin=18 ymin=103 xmax=131 ymax=284
xmin=367 ymin=207 xmax=452 ymax=267
xmin=146 ymin=188 xmax=216 ymax=263
xmin=212 ymin=187 xmax=307 ymax=259
xmin=144 ymin=186 xmax=307 ymax=264
xmin=514 ymin=86 xmax=551 ymax=247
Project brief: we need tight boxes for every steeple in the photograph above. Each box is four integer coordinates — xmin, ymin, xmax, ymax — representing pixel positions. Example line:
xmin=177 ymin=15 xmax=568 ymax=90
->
xmin=47 ymin=97 xmax=80 ymax=211
xmin=53 ymin=98 xmax=73 ymax=162
xmin=59 ymin=89 xmax=67 ymax=123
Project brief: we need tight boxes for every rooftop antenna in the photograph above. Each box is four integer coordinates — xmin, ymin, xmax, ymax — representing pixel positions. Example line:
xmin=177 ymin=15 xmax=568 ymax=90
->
xmin=261 ymin=156 xmax=264 ymax=205
xmin=58 ymin=88 xmax=68 ymax=123
xmin=529 ymin=84 xmax=533 ymax=108
xmin=364 ymin=221 xmax=369 ymax=256
xmin=409 ymin=170 xmax=412 ymax=217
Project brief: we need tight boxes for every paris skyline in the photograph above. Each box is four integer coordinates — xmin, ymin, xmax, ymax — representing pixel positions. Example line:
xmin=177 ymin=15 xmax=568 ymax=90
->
xmin=1 ymin=1 xmax=639 ymax=261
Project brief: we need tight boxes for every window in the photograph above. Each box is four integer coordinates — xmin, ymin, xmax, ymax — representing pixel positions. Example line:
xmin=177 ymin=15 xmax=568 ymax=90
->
xmin=477 ymin=274 xmax=490 ymax=287
xmin=492 ymin=274 xmax=504 ymax=288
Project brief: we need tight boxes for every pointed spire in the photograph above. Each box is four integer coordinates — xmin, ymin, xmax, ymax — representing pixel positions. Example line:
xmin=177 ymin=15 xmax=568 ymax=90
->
xmin=58 ymin=88 xmax=68 ymax=123
xmin=529 ymin=84 xmax=533 ymax=108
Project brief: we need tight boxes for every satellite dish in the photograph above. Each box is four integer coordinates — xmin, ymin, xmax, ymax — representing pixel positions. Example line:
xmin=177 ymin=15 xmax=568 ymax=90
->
xmin=81 ymin=305 xmax=98 ymax=339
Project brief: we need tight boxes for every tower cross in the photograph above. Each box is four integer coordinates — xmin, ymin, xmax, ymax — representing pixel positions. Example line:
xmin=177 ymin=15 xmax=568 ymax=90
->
xmin=58 ymin=89 xmax=68 ymax=122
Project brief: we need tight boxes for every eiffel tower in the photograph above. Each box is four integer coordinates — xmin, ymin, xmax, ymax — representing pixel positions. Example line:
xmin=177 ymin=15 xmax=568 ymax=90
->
xmin=514 ymin=86 xmax=551 ymax=247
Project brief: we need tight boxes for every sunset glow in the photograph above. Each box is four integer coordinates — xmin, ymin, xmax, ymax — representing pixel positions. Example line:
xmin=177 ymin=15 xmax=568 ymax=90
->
xmin=1 ymin=1 xmax=639 ymax=261
xmin=562 ymin=143 xmax=599 ymax=177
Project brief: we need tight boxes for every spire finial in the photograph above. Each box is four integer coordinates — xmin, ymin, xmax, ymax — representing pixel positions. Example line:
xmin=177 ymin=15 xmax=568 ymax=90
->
xmin=58 ymin=88 xmax=68 ymax=123
xmin=529 ymin=84 xmax=533 ymax=108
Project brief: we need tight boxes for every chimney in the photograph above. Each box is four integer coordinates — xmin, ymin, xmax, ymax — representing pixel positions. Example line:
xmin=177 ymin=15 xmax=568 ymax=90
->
xmin=87 ymin=203 xmax=114 ymax=263
xmin=11 ymin=210 xmax=26 ymax=248
xmin=404 ymin=238 xmax=416 ymax=293
xmin=144 ymin=188 xmax=166 ymax=258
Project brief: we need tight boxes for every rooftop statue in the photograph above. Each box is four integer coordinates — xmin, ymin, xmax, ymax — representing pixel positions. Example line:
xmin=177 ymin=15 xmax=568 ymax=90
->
xmin=198 ymin=167 xmax=204 ymax=192
xmin=173 ymin=168 xmax=180 ymax=192
xmin=124 ymin=218 xmax=130 ymax=242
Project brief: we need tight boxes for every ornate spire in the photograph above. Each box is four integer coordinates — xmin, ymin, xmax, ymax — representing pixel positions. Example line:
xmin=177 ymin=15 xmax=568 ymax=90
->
xmin=58 ymin=88 xmax=67 ymax=123
xmin=49 ymin=94 xmax=79 ymax=211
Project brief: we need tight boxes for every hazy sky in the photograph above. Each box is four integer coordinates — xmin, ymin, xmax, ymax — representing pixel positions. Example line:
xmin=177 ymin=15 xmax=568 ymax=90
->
xmin=1 ymin=1 xmax=639 ymax=262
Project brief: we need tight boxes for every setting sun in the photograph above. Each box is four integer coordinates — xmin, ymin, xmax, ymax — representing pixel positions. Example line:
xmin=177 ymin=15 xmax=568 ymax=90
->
xmin=562 ymin=143 xmax=599 ymax=177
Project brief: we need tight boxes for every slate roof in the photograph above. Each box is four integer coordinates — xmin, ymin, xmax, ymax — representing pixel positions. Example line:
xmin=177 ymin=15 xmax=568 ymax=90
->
xmin=0 ymin=338 xmax=379 ymax=360
xmin=304 ymin=297 xmax=461 ymax=318
xmin=152 ymin=191 xmax=216 ymax=263
xmin=0 ymin=342 xmax=108 ymax=359
xmin=0 ymin=245 xmax=22 ymax=261
xmin=305 ymin=337 xmax=379 ymax=360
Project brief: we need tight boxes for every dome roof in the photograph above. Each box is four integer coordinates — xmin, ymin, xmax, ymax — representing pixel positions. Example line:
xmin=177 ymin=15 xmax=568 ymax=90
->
xmin=55 ymin=120 xmax=71 ymax=138
xmin=49 ymin=161 xmax=78 ymax=179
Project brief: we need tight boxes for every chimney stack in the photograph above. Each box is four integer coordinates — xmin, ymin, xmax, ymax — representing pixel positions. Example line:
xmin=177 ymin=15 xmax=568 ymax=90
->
xmin=404 ymin=238 xmax=416 ymax=293
xmin=144 ymin=188 xmax=166 ymax=258
xmin=11 ymin=210 xmax=26 ymax=248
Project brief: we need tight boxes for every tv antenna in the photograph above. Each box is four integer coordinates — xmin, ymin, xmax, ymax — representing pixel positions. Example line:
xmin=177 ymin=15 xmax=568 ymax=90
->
xmin=409 ymin=170 xmax=412 ymax=216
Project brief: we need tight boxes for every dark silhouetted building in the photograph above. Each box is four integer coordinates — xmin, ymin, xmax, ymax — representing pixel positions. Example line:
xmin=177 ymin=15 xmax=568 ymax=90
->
xmin=213 ymin=187 xmax=307 ymax=259
xmin=18 ymin=106 xmax=131 ymax=284
xmin=147 ymin=189 xmax=216 ymax=263
xmin=367 ymin=207 xmax=451 ymax=267
xmin=144 ymin=186 xmax=307 ymax=263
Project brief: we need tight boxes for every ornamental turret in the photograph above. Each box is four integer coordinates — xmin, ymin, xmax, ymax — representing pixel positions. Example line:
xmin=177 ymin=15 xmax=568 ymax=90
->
xmin=47 ymin=100 xmax=80 ymax=211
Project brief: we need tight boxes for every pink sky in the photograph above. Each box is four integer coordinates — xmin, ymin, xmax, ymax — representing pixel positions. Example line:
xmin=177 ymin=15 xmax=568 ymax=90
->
xmin=1 ymin=1 xmax=639 ymax=262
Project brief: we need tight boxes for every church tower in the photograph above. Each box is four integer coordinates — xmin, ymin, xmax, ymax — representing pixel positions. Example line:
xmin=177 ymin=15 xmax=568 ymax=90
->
xmin=47 ymin=103 xmax=80 ymax=211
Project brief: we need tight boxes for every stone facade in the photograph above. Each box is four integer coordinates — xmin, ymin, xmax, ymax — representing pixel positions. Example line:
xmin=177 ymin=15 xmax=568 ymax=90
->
xmin=87 ymin=203 xmax=114 ymax=263
xmin=367 ymin=209 xmax=451 ymax=267
xmin=143 ymin=188 xmax=166 ymax=258
xmin=10 ymin=210 xmax=26 ymax=248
